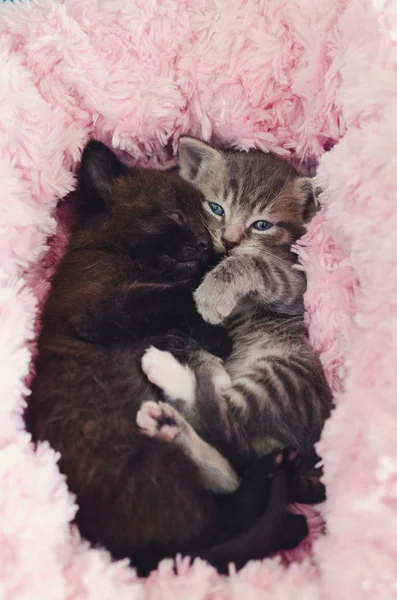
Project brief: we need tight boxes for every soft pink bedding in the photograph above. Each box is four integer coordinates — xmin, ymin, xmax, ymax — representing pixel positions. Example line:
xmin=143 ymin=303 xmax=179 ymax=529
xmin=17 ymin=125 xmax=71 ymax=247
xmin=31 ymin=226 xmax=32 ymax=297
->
xmin=1 ymin=0 xmax=396 ymax=597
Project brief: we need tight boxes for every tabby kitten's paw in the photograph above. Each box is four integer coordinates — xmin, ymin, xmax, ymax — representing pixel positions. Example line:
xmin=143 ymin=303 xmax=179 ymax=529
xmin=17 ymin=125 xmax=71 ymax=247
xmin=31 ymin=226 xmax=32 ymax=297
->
xmin=194 ymin=276 xmax=236 ymax=325
xmin=136 ymin=401 xmax=181 ymax=442
xmin=141 ymin=346 xmax=196 ymax=404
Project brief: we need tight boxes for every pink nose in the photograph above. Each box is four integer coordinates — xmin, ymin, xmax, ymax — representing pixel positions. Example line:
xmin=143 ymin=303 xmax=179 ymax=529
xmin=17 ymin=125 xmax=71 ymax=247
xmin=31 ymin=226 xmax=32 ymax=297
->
xmin=222 ymin=225 xmax=244 ymax=250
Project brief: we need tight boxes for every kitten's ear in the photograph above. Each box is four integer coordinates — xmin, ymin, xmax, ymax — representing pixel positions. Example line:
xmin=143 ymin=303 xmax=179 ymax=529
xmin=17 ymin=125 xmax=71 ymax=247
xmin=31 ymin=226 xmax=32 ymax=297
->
xmin=179 ymin=137 xmax=224 ymax=185
xmin=78 ymin=141 xmax=127 ymax=216
xmin=295 ymin=178 xmax=319 ymax=223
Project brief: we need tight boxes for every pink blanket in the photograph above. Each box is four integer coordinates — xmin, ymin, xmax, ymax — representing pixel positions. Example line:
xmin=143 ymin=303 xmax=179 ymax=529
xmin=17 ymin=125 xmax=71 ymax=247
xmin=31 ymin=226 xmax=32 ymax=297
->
xmin=1 ymin=0 xmax=397 ymax=597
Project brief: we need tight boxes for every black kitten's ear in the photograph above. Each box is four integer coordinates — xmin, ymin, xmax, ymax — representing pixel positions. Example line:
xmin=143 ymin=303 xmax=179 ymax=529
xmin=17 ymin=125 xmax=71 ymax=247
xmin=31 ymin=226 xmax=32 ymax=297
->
xmin=295 ymin=177 xmax=319 ymax=223
xmin=78 ymin=141 xmax=126 ymax=216
xmin=179 ymin=137 xmax=224 ymax=186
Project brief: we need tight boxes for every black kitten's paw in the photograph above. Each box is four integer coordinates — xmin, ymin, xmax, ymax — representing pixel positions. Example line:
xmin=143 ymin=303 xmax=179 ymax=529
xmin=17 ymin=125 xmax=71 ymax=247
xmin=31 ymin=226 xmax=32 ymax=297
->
xmin=277 ymin=512 xmax=308 ymax=550
xmin=222 ymin=450 xmax=288 ymax=531
xmin=280 ymin=447 xmax=326 ymax=504
xmin=241 ymin=449 xmax=286 ymax=491
xmin=190 ymin=321 xmax=233 ymax=359
xmin=282 ymin=446 xmax=303 ymax=472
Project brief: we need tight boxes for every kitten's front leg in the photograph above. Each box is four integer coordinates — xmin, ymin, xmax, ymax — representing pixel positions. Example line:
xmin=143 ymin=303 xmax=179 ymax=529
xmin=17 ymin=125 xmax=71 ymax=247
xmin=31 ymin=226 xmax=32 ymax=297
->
xmin=194 ymin=256 xmax=253 ymax=325
xmin=141 ymin=346 xmax=232 ymax=405
xmin=142 ymin=347 xmax=197 ymax=405
xmin=195 ymin=253 xmax=306 ymax=324
xmin=136 ymin=401 xmax=239 ymax=493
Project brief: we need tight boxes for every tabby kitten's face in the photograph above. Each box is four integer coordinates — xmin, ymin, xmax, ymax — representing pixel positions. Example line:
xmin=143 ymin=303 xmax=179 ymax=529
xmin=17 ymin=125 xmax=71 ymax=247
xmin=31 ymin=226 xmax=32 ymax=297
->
xmin=179 ymin=138 xmax=317 ymax=256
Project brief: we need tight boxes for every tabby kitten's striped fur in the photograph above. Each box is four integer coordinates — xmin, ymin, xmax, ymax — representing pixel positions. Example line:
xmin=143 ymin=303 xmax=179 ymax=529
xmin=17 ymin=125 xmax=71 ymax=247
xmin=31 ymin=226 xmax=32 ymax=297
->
xmin=139 ymin=139 xmax=332 ymax=497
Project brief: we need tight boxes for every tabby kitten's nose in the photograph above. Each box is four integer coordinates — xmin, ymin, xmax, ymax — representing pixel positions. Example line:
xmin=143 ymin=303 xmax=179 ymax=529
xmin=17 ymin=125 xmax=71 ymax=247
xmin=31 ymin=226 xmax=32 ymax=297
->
xmin=222 ymin=225 xmax=244 ymax=251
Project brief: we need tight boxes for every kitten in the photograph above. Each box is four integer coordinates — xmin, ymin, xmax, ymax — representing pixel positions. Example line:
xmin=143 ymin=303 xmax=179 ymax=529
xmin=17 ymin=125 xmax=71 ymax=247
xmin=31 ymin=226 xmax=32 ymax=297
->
xmin=26 ymin=140 xmax=308 ymax=577
xmin=138 ymin=138 xmax=332 ymax=500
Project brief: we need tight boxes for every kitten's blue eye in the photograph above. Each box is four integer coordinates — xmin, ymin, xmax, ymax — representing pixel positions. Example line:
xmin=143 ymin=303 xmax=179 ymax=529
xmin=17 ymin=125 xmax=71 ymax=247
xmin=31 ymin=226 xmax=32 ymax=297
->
xmin=252 ymin=220 xmax=272 ymax=231
xmin=208 ymin=202 xmax=225 ymax=217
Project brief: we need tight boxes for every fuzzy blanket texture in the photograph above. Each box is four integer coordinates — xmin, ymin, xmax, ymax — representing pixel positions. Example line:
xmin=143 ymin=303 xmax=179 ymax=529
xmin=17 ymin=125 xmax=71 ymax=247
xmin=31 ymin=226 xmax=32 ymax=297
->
xmin=1 ymin=0 xmax=397 ymax=597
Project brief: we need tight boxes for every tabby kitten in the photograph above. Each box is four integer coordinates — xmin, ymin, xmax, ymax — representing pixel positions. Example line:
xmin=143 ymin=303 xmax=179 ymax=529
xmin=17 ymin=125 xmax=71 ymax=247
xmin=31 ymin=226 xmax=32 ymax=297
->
xmin=139 ymin=139 xmax=332 ymax=498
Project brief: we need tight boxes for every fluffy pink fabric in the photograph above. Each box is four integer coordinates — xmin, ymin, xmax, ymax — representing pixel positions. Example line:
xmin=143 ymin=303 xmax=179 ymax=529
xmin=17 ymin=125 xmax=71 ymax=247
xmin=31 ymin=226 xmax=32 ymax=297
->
xmin=1 ymin=0 xmax=396 ymax=596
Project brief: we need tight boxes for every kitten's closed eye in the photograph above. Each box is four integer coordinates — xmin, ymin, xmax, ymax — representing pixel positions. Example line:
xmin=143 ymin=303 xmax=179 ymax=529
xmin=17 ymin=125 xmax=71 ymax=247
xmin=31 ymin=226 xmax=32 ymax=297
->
xmin=166 ymin=210 xmax=186 ymax=225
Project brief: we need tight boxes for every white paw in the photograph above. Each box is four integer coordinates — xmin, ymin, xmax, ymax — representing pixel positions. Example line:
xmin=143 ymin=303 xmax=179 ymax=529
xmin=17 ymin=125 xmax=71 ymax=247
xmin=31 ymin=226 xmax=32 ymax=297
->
xmin=136 ymin=401 xmax=181 ymax=442
xmin=141 ymin=346 xmax=196 ymax=404
xmin=194 ymin=279 xmax=235 ymax=325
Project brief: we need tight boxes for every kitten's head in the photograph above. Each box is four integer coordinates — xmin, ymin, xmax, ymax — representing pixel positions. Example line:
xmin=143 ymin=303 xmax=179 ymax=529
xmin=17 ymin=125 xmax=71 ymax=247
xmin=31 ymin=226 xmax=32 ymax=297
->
xmin=75 ymin=141 xmax=212 ymax=281
xmin=179 ymin=138 xmax=317 ymax=257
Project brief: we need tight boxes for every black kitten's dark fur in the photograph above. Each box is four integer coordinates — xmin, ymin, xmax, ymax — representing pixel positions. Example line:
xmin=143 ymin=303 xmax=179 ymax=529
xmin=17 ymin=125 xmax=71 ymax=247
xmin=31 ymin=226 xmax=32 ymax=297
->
xmin=26 ymin=141 xmax=307 ymax=576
